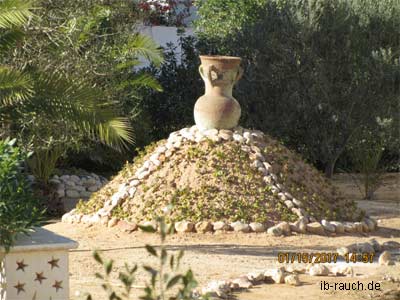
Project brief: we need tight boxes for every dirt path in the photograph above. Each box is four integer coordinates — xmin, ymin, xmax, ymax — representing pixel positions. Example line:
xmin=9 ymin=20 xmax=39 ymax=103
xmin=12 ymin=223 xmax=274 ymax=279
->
xmin=45 ymin=173 xmax=400 ymax=300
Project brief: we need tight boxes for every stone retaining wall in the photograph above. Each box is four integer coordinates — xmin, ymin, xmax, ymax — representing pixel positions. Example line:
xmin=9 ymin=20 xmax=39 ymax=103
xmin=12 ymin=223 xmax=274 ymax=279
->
xmin=47 ymin=173 xmax=108 ymax=212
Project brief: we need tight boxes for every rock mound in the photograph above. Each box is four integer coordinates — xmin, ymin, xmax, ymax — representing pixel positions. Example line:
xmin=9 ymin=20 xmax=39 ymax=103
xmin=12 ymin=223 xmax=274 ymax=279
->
xmin=71 ymin=126 xmax=362 ymax=225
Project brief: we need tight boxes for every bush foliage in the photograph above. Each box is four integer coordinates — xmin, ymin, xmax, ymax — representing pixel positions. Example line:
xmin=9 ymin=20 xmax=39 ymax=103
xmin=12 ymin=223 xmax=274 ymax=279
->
xmin=137 ymin=0 xmax=400 ymax=176
xmin=193 ymin=0 xmax=400 ymax=176
xmin=142 ymin=33 xmax=203 ymax=141
xmin=0 ymin=139 xmax=43 ymax=251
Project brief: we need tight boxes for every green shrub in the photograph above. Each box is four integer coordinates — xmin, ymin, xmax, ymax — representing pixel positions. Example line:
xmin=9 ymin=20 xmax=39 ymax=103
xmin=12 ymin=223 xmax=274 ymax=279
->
xmin=348 ymin=119 xmax=397 ymax=199
xmin=0 ymin=139 xmax=43 ymax=252
xmin=350 ymin=139 xmax=385 ymax=200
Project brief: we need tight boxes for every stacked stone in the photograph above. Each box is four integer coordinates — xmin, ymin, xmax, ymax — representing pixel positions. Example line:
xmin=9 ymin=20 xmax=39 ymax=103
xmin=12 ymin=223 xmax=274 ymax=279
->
xmin=49 ymin=174 xmax=108 ymax=212
xmin=61 ymin=125 xmax=377 ymax=235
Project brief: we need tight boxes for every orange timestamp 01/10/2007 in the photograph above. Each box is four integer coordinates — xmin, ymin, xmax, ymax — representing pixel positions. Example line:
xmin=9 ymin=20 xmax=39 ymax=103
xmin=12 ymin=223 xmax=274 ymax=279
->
xmin=277 ymin=252 xmax=375 ymax=264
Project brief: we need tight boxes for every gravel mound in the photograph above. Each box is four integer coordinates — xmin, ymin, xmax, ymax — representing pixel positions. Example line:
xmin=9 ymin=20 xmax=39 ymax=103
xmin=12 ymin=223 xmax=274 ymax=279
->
xmin=74 ymin=126 xmax=362 ymax=224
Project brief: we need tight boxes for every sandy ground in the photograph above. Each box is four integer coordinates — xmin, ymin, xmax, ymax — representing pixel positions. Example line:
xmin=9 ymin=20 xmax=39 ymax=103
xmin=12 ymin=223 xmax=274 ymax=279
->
xmin=45 ymin=173 xmax=400 ymax=300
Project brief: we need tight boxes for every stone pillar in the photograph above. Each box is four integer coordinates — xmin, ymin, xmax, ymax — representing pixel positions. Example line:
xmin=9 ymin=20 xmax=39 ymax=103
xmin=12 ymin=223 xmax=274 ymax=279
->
xmin=0 ymin=227 xmax=78 ymax=300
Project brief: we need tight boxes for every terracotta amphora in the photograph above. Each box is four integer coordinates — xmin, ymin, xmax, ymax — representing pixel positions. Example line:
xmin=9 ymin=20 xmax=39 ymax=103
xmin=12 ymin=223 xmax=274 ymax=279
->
xmin=194 ymin=55 xmax=243 ymax=130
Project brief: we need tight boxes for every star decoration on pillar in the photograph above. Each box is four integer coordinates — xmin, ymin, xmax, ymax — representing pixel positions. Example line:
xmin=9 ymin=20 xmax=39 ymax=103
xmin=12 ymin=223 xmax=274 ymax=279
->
xmin=34 ymin=272 xmax=47 ymax=284
xmin=14 ymin=281 xmax=25 ymax=294
xmin=16 ymin=260 xmax=28 ymax=271
xmin=52 ymin=280 xmax=63 ymax=292
xmin=48 ymin=257 xmax=60 ymax=269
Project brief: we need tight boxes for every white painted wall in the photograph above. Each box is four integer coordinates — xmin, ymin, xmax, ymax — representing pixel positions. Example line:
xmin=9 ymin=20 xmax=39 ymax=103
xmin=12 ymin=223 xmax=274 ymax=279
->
xmin=137 ymin=25 xmax=195 ymax=67
xmin=136 ymin=2 xmax=199 ymax=67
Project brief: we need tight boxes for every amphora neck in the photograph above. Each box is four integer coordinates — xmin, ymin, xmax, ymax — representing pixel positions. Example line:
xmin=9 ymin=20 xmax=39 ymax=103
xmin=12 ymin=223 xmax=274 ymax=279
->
xmin=204 ymin=81 xmax=233 ymax=97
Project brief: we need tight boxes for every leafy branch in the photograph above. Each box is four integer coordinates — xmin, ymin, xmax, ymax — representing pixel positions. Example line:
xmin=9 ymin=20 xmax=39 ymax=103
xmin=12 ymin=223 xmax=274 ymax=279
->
xmin=85 ymin=215 xmax=207 ymax=300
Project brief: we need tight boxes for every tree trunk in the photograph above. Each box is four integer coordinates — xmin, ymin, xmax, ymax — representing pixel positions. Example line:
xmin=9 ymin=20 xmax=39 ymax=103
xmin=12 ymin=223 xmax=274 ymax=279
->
xmin=324 ymin=160 xmax=336 ymax=178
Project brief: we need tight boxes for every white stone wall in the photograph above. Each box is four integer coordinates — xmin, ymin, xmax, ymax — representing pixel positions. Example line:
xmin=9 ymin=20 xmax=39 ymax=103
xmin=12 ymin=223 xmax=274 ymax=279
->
xmin=49 ymin=174 xmax=108 ymax=212
xmin=137 ymin=25 xmax=195 ymax=67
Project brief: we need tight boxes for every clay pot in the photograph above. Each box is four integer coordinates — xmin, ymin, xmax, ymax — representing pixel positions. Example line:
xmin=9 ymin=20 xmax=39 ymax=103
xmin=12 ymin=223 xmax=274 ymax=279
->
xmin=194 ymin=55 xmax=243 ymax=130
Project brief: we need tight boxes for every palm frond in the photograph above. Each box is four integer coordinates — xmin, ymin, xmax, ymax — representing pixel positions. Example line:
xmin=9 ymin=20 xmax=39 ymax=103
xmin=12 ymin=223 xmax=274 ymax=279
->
xmin=122 ymin=34 xmax=164 ymax=67
xmin=0 ymin=29 xmax=24 ymax=54
xmin=0 ymin=0 xmax=34 ymax=29
xmin=0 ymin=67 xmax=33 ymax=106
xmin=26 ymin=72 xmax=134 ymax=150
xmin=118 ymin=73 xmax=162 ymax=92
xmin=96 ymin=117 xmax=134 ymax=150
xmin=115 ymin=59 xmax=141 ymax=71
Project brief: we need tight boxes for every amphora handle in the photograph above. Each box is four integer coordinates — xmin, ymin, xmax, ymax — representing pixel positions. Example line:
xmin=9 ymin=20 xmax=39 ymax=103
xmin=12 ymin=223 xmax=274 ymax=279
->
xmin=199 ymin=64 xmax=219 ymax=87
xmin=235 ymin=66 xmax=244 ymax=83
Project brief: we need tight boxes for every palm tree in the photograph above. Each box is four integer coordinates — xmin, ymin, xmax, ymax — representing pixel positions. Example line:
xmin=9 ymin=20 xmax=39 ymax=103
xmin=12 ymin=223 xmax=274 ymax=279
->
xmin=0 ymin=0 xmax=34 ymax=109
xmin=0 ymin=0 xmax=163 ymax=184
xmin=0 ymin=0 xmax=133 ymax=146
